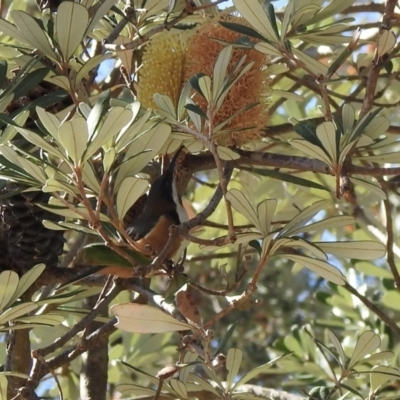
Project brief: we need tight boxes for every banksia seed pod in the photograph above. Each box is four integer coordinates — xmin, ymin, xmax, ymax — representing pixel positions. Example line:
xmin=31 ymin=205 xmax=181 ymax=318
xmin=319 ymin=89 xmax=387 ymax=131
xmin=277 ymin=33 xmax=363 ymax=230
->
xmin=1 ymin=183 xmax=64 ymax=273
xmin=184 ymin=16 xmax=270 ymax=147
xmin=137 ymin=31 xmax=188 ymax=110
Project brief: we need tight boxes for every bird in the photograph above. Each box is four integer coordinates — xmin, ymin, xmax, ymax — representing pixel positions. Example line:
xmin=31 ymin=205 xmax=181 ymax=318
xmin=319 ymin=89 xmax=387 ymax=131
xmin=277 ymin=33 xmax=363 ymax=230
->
xmin=126 ymin=145 xmax=189 ymax=260
xmin=58 ymin=147 xmax=188 ymax=287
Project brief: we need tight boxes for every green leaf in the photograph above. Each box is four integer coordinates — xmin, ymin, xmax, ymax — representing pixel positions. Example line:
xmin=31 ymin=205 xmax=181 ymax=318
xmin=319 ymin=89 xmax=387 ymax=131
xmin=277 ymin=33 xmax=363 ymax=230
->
xmin=254 ymin=42 xmax=283 ymax=57
xmin=370 ymin=366 xmax=400 ymax=393
xmin=9 ymin=264 xmax=45 ymax=305
xmin=14 ymin=313 xmax=65 ymax=326
xmin=226 ymin=348 xmax=242 ymax=390
xmin=288 ymin=215 xmax=354 ymax=236
xmin=290 ymin=139 xmax=332 ymax=165
xmin=11 ymin=11 xmax=55 ymax=58
xmin=316 ymin=121 xmax=338 ymax=162
xmin=198 ymin=75 xmax=212 ymax=103
xmin=58 ymin=117 xmax=88 ymax=164
xmin=11 ymin=67 xmax=50 ymax=100
xmin=266 ymin=4 xmax=280 ymax=40
xmin=382 ymin=291 xmax=400 ymax=311
xmin=86 ymin=0 xmax=116 ymax=34
xmin=348 ymin=331 xmax=381 ymax=369
xmin=283 ymin=254 xmax=346 ymax=285
xmin=213 ymin=46 xmax=233 ymax=101
xmin=216 ymin=146 xmax=240 ymax=161
xmin=219 ymin=21 xmax=268 ymax=42
xmin=342 ymin=104 xmax=355 ymax=134
xmin=214 ymin=323 xmax=237 ymax=356
xmin=15 ymin=127 xmax=64 ymax=158
xmin=377 ymin=30 xmax=396 ymax=57
xmin=355 ymin=262 xmax=392 ymax=278
xmin=111 ymin=303 xmax=191 ymax=333
xmin=169 ymin=379 xmax=188 ymax=399
xmin=83 ymin=243 xmax=151 ymax=267
xmin=233 ymin=0 xmax=278 ymax=42
xmin=0 ymin=302 xmax=38 ymax=324
xmin=0 ymin=110 xmax=29 ymax=144
xmin=279 ymin=200 xmax=330 ymax=238
xmin=0 ymin=18 xmax=27 ymax=43
xmin=326 ymin=330 xmax=346 ymax=368
xmin=56 ymin=2 xmax=88 ymax=61
xmin=116 ymin=177 xmax=148 ymax=219
xmin=86 ymin=107 xmax=133 ymax=160
xmin=314 ymin=241 xmax=386 ymax=260
xmin=234 ymin=353 xmax=291 ymax=388
xmin=248 ymin=167 xmax=329 ymax=192
xmin=257 ymin=198 xmax=277 ymax=236
xmin=226 ymin=189 xmax=260 ymax=231
xmin=87 ymin=90 xmax=110 ymax=139
xmin=0 ymin=271 xmax=19 ymax=311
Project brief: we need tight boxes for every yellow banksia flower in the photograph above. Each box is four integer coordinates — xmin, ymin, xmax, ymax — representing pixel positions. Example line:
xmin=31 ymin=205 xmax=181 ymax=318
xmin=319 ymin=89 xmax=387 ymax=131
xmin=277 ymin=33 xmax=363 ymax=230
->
xmin=138 ymin=31 xmax=187 ymax=109
xmin=184 ymin=16 xmax=270 ymax=147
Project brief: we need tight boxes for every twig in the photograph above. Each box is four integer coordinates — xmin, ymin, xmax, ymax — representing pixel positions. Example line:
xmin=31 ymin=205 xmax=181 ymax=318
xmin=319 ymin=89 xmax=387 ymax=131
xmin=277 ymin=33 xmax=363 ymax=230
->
xmin=344 ymin=282 xmax=400 ymax=338
xmin=359 ymin=0 xmax=397 ymax=117
xmin=377 ymin=180 xmax=400 ymax=290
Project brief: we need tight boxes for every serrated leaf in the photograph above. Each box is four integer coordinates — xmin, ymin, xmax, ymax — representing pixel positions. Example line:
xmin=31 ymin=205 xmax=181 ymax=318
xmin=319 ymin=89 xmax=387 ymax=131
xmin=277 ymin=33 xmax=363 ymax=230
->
xmin=56 ymin=2 xmax=88 ymax=61
xmin=226 ymin=189 xmax=260 ymax=230
xmin=327 ymin=330 xmax=346 ymax=368
xmin=348 ymin=331 xmax=381 ymax=369
xmin=233 ymin=0 xmax=277 ymax=42
xmin=226 ymin=348 xmax=242 ymax=390
xmin=11 ymin=11 xmax=55 ymax=58
xmin=314 ymin=241 xmax=386 ymax=260
xmin=0 ymin=271 xmax=19 ymax=311
xmin=279 ymin=200 xmax=330 ymax=238
xmin=377 ymin=30 xmax=396 ymax=58
xmin=316 ymin=121 xmax=338 ymax=162
xmin=58 ymin=117 xmax=88 ymax=164
xmin=111 ymin=303 xmax=191 ymax=333
xmin=0 ymin=302 xmax=38 ymax=324
xmin=116 ymin=177 xmax=148 ymax=219
xmin=283 ymin=254 xmax=346 ymax=285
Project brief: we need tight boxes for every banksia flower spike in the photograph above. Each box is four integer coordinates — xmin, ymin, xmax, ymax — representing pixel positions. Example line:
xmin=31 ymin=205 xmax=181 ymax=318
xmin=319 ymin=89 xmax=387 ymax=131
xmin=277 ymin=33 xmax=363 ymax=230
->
xmin=138 ymin=31 xmax=188 ymax=110
xmin=184 ymin=16 xmax=270 ymax=147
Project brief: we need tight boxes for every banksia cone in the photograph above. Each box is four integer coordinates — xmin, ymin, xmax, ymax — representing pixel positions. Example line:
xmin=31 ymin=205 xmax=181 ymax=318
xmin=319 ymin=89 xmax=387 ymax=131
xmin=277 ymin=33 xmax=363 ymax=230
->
xmin=1 ymin=184 xmax=64 ymax=273
xmin=137 ymin=31 xmax=188 ymax=109
xmin=184 ymin=16 xmax=270 ymax=147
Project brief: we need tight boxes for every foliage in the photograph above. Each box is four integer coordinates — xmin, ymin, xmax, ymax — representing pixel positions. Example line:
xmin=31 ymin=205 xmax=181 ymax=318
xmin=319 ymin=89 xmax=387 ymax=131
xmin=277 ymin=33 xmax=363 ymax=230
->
xmin=0 ymin=0 xmax=399 ymax=399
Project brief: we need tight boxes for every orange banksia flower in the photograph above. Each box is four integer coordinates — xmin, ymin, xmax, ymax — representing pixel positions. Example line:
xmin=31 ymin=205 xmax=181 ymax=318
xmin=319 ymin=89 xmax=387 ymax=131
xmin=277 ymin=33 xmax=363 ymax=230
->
xmin=184 ymin=16 xmax=270 ymax=147
xmin=138 ymin=31 xmax=187 ymax=110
